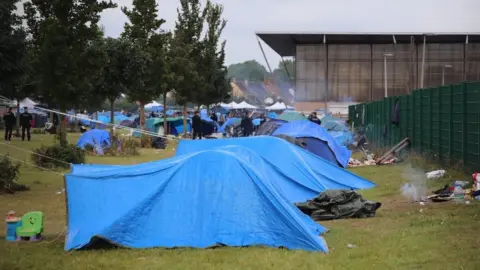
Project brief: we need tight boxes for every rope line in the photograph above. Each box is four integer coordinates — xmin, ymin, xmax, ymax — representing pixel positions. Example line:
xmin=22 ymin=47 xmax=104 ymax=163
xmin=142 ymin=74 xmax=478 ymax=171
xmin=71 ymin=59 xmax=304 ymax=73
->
xmin=1 ymin=95 xmax=182 ymax=140
xmin=0 ymin=141 xmax=72 ymax=166
xmin=35 ymin=106 xmax=180 ymax=140
xmin=0 ymin=153 xmax=65 ymax=176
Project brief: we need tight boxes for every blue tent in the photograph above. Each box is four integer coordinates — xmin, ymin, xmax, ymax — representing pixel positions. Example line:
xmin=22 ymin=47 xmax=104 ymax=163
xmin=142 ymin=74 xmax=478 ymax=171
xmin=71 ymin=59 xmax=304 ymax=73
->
xmin=218 ymin=117 xmax=241 ymax=133
xmin=199 ymin=109 xmax=220 ymax=134
xmin=65 ymin=149 xmax=328 ymax=252
xmin=176 ymin=136 xmax=374 ymax=191
xmin=272 ymin=120 xmax=351 ymax=168
xmin=321 ymin=115 xmax=354 ymax=146
xmin=76 ymin=129 xmax=111 ymax=155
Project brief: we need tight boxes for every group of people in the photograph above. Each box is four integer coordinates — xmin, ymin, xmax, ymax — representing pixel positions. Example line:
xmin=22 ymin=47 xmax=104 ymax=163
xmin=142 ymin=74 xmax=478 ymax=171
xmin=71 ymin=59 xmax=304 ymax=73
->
xmin=2 ymin=107 xmax=34 ymax=141
xmin=189 ymin=109 xmax=321 ymax=140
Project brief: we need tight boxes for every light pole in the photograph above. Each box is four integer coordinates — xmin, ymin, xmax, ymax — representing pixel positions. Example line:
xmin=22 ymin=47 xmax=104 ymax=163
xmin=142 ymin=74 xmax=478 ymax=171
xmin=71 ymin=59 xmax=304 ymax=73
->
xmin=442 ymin=64 xmax=452 ymax=86
xmin=383 ymin=53 xmax=395 ymax=97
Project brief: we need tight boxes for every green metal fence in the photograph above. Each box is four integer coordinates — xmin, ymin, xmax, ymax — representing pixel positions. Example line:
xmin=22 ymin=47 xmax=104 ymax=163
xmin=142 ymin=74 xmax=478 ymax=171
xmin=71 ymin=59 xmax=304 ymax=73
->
xmin=348 ymin=81 xmax=480 ymax=170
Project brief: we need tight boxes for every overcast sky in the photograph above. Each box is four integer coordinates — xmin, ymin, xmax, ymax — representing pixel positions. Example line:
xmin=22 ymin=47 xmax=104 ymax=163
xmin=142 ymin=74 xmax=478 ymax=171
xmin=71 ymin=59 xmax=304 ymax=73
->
xmin=97 ymin=0 xmax=479 ymax=66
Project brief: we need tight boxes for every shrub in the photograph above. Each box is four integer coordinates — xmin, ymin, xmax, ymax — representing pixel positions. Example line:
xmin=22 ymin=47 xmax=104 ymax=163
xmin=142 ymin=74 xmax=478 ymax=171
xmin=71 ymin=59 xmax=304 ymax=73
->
xmin=102 ymin=135 xmax=140 ymax=156
xmin=141 ymin=135 xmax=152 ymax=148
xmin=32 ymin=144 xmax=86 ymax=169
xmin=0 ymin=156 xmax=24 ymax=193
xmin=0 ymin=156 xmax=20 ymax=188
xmin=122 ymin=136 xmax=140 ymax=156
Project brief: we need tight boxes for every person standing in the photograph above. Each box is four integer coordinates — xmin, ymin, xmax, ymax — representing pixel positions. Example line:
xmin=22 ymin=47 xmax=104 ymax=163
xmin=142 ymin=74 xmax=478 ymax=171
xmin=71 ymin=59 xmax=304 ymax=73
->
xmin=308 ymin=112 xmax=322 ymax=125
xmin=241 ymin=112 xmax=254 ymax=137
xmin=20 ymin=107 xmax=33 ymax=141
xmin=192 ymin=111 xmax=202 ymax=140
xmin=3 ymin=107 xmax=16 ymax=141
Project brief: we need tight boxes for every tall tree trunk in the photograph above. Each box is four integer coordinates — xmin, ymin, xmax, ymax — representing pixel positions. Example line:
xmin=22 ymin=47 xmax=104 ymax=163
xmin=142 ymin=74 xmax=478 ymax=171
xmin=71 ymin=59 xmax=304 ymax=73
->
xmin=58 ymin=109 xmax=68 ymax=147
xmin=72 ymin=109 xmax=78 ymax=132
xmin=15 ymin=101 xmax=20 ymax=136
xmin=109 ymin=98 xmax=115 ymax=140
xmin=139 ymin=103 xmax=145 ymax=131
xmin=163 ymin=94 xmax=168 ymax=135
xmin=183 ymin=104 xmax=187 ymax=138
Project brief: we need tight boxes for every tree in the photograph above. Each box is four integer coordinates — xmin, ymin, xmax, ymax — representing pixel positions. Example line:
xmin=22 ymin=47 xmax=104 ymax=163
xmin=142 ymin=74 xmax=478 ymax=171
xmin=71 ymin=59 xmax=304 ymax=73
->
xmin=96 ymin=38 xmax=130 ymax=130
xmin=196 ymin=1 xmax=231 ymax=109
xmin=273 ymin=59 xmax=295 ymax=83
xmin=170 ymin=0 xmax=207 ymax=136
xmin=24 ymin=0 xmax=116 ymax=145
xmin=121 ymin=0 xmax=170 ymax=134
xmin=227 ymin=60 xmax=268 ymax=82
xmin=0 ymin=0 xmax=34 ymax=133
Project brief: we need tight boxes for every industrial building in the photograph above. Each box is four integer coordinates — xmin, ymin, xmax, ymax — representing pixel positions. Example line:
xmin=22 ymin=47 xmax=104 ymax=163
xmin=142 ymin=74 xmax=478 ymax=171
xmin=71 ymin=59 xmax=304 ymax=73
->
xmin=257 ymin=32 xmax=480 ymax=112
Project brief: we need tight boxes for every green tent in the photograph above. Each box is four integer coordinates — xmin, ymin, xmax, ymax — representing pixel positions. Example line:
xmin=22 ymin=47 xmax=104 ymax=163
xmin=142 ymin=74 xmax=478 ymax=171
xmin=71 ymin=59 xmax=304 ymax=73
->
xmin=277 ymin=111 xmax=308 ymax=122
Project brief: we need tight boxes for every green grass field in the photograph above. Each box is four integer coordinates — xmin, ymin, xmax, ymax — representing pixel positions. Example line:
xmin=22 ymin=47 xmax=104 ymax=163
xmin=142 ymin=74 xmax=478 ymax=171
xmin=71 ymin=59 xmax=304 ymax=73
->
xmin=0 ymin=134 xmax=478 ymax=270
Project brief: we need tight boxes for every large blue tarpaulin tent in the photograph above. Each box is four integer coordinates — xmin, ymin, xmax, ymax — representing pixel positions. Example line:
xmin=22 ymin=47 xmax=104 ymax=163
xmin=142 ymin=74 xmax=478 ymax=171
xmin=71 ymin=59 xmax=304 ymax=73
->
xmin=176 ymin=136 xmax=374 ymax=191
xmin=272 ymin=120 xmax=351 ymax=168
xmin=65 ymin=149 xmax=329 ymax=252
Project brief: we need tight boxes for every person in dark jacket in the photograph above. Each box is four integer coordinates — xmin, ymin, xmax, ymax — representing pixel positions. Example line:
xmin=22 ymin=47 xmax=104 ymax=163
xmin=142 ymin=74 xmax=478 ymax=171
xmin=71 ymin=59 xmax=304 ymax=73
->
xmin=210 ymin=112 xmax=218 ymax=122
xmin=308 ymin=112 xmax=322 ymax=125
xmin=20 ymin=107 xmax=33 ymax=141
xmin=241 ymin=112 xmax=254 ymax=137
xmin=3 ymin=107 xmax=16 ymax=141
xmin=192 ymin=111 xmax=202 ymax=140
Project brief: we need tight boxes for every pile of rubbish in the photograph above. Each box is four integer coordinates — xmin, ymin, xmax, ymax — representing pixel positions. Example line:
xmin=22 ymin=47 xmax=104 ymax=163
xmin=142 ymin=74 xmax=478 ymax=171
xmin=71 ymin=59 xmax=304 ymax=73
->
xmin=348 ymin=155 xmax=376 ymax=167
xmin=295 ymin=190 xmax=382 ymax=221
xmin=428 ymin=172 xmax=480 ymax=203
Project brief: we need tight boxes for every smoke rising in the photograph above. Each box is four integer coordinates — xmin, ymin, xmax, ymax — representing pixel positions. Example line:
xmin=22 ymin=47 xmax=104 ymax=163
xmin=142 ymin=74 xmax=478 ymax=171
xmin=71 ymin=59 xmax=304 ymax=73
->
xmin=401 ymin=164 xmax=428 ymax=202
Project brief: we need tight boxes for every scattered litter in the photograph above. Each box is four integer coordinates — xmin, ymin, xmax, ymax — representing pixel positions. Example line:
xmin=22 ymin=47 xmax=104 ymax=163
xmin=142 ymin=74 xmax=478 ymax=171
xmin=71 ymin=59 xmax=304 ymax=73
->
xmin=419 ymin=209 xmax=423 ymax=213
xmin=56 ymin=188 xmax=65 ymax=195
xmin=426 ymin=170 xmax=445 ymax=179
xmin=419 ymin=202 xmax=425 ymax=206
xmin=348 ymin=158 xmax=376 ymax=167
xmin=465 ymin=201 xmax=471 ymax=205
xmin=347 ymin=243 xmax=357 ymax=249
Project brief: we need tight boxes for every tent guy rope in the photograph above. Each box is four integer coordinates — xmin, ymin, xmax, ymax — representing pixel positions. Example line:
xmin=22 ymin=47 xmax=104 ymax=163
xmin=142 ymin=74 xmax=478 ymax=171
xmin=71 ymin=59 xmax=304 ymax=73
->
xmin=0 ymin=141 xmax=72 ymax=167
xmin=0 ymin=153 xmax=65 ymax=176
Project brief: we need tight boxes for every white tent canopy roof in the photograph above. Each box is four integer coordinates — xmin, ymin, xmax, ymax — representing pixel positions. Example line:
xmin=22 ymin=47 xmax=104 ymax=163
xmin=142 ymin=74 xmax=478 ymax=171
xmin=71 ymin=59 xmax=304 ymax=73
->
xmin=266 ymin=102 xmax=289 ymax=110
xmin=219 ymin=101 xmax=258 ymax=109
xmin=236 ymin=101 xmax=257 ymax=109
xmin=145 ymin=101 xmax=162 ymax=108
xmin=13 ymin=97 xmax=37 ymax=109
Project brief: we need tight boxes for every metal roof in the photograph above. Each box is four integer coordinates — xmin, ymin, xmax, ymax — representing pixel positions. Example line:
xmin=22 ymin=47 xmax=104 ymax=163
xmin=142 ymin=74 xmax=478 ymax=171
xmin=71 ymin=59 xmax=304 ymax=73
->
xmin=256 ymin=32 xmax=480 ymax=57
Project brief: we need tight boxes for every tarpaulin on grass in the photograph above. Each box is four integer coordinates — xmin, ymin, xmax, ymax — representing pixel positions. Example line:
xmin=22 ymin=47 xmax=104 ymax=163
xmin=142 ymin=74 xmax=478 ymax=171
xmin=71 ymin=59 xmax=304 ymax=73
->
xmin=176 ymin=136 xmax=375 ymax=191
xmin=65 ymin=148 xmax=329 ymax=252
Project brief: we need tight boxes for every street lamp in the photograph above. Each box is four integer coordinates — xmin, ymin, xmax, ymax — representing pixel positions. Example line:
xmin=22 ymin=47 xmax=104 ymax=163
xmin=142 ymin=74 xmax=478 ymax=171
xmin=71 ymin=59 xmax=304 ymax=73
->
xmin=383 ymin=53 xmax=395 ymax=97
xmin=442 ymin=64 xmax=452 ymax=86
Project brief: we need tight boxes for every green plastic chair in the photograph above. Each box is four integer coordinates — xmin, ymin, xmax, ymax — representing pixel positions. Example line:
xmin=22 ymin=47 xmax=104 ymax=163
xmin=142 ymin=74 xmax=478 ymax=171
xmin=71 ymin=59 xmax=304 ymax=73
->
xmin=16 ymin=211 xmax=44 ymax=238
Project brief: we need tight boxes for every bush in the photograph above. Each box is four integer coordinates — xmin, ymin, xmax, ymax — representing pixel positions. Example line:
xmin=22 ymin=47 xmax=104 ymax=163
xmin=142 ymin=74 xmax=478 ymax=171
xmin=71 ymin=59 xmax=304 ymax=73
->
xmin=102 ymin=135 xmax=140 ymax=156
xmin=140 ymin=135 xmax=152 ymax=148
xmin=0 ymin=156 xmax=23 ymax=193
xmin=32 ymin=144 xmax=86 ymax=169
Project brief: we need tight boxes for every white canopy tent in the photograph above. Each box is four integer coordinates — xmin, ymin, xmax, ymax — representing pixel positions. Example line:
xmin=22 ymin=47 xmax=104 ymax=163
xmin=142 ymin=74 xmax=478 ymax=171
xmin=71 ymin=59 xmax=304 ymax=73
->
xmin=236 ymin=101 xmax=257 ymax=109
xmin=13 ymin=98 xmax=37 ymax=109
xmin=144 ymin=101 xmax=162 ymax=108
xmin=219 ymin=101 xmax=257 ymax=109
xmin=266 ymin=102 xmax=289 ymax=110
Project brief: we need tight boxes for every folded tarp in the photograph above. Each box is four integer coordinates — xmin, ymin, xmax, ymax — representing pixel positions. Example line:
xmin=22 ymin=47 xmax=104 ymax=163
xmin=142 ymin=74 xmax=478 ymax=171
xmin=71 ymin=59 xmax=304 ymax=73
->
xmin=176 ymin=136 xmax=375 ymax=191
xmin=65 ymin=149 xmax=328 ymax=252
xmin=296 ymin=189 xmax=382 ymax=221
